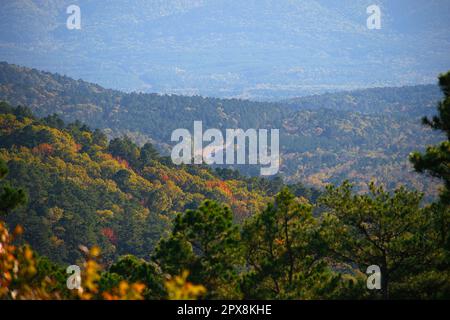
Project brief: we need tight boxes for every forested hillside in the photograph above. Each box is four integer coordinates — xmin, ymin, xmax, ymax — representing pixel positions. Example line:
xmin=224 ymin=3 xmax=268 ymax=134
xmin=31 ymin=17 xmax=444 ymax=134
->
xmin=0 ymin=70 xmax=449 ymax=300
xmin=0 ymin=102 xmax=322 ymax=265
xmin=286 ymin=85 xmax=442 ymax=117
xmin=1 ymin=81 xmax=449 ymax=298
xmin=1 ymin=0 xmax=449 ymax=304
xmin=0 ymin=62 xmax=443 ymax=198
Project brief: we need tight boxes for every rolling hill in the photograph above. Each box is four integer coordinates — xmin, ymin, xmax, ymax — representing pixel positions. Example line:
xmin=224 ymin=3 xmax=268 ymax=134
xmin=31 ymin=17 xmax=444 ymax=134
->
xmin=0 ymin=62 xmax=444 ymax=199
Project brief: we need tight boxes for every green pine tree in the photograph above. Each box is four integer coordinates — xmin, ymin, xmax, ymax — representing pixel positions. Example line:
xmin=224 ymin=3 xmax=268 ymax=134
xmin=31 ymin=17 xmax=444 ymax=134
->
xmin=153 ymin=200 xmax=241 ymax=299
xmin=0 ymin=158 xmax=26 ymax=216
xmin=319 ymin=182 xmax=438 ymax=299
xmin=241 ymin=188 xmax=345 ymax=299
xmin=410 ymin=71 xmax=450 ymax=205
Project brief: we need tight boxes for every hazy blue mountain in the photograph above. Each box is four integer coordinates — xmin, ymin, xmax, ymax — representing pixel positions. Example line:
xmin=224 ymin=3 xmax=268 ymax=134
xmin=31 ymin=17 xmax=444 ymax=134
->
xmin=286 ymin=85 xmax=442 ymax=118
xmin=0 ymin=0 xmax=449 ymax=99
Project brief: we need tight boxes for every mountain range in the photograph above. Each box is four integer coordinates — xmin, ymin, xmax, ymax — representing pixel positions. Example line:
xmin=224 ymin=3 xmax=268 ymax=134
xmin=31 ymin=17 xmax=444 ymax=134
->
xmin=0 ymin=61 xmax=444 ymax=199
xmin=1 ymin=0 xmax=449 ymax=99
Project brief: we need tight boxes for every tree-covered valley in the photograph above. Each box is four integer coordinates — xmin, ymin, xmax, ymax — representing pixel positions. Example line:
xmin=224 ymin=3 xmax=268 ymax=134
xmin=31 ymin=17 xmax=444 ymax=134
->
xmin=0 ymin=63 xmax=449 ymax=300
xmin=0 ymin=62 xmax=444 ymax=199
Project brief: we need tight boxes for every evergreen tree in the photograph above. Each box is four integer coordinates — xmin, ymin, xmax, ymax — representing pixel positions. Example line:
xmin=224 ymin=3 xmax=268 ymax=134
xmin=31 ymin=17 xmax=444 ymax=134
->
xmin=241 ymin=188 xmax=343 ymax=299
xmin=410 ymin=71 xmax=450 ymax=205
xmin=105 ymin=255 xmax=165 ymax=299
xmin=139 ymin=142 xmax=159 ymax=168
xmin=0 ymin=158 xmax=26 ymax=216
xmin=409 ymin=71 xmax=450 ymax=298
xmin=108 ymin=136 xmax=140 ymax=168
xmin=153 ymin=200 xmax=241 ymax=298
xmin=319 ymin=182 xmax=437 ymax=299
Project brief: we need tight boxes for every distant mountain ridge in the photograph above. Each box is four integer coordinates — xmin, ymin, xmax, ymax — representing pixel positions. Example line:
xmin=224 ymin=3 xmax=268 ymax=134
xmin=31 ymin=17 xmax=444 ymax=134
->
xmin=286 ymin=85 xmax=442 ymax=117
xmin=0 ymin=0 xmax=449 ymax=99
xmin=0 ymin=61 xmax=444 ymax=199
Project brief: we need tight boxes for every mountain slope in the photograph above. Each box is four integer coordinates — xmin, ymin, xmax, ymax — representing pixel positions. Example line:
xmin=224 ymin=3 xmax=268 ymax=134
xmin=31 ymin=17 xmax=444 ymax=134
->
xmin=0 ymin=102 xmax=284 ymax=264
xmin=0 ymin=62 xmax=444 ymax=198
